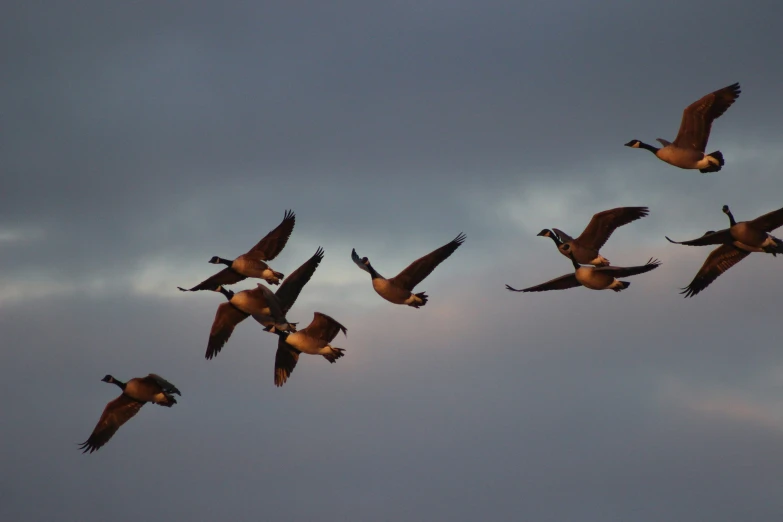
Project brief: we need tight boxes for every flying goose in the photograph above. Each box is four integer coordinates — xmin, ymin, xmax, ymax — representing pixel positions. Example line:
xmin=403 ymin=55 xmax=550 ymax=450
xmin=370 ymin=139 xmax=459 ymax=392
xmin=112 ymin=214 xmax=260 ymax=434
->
xmin=506 ymin=252 xmax=661 ymax=293
xmin=666 ymin=204 xmax=783 ymax=297
xmin=351 ymin=233 xmax=466 ymax=307
xmin=538 ymin=206 xmax=649 ymax=266
xmin=624 ymin=82 xmax=741 ymax=173
xmin=79 ymin=374 xmax=181 ymax=454
xmin=178 ymin=209 xmax=295 ymax=291
xmin=273 ymin=312 xmax=347 ymax=387
xmin=206 ymin=283 xmax=294 ymax=360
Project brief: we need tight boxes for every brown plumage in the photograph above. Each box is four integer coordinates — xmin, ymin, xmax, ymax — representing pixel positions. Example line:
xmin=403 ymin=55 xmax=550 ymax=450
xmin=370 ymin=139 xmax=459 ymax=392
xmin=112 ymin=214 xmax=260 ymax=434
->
xmin=206 ymin=284 xmax=293 ymax=360
xmin=625 ymin=83 xmax=741 ymax=172
xmin=673 ymin=83 xmax=742 ymax=152
xmin=507 ymin=254 xmax=661 ymax=293
xmin=79 ymin=374 xmax=180 ymax=454
xmin=352 ymin=233 xmax=466 ymax=307
xmin=178 ymin=210 xmax=295 ymax=291
xmin=273 ymin=312 xmax=347 ymax=387
xmin=667 ymin=204 xmax=783 ymax=297
xmin=540 ymin=206 xmax=649 ymax=266
xmin=680 ymin=245 xmax=750 ymax=298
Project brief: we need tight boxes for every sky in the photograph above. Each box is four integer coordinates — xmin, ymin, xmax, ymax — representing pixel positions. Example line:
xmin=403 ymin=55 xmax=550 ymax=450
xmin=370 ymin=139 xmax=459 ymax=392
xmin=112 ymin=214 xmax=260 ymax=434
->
xmin=2 ymin=1 xmax=783 ymax=520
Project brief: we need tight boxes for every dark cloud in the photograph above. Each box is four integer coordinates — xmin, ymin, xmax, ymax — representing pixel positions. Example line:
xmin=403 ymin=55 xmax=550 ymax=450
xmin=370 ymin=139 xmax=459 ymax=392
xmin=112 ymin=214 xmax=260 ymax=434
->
xmin=3 ymin=1 xmax=783 ymax=520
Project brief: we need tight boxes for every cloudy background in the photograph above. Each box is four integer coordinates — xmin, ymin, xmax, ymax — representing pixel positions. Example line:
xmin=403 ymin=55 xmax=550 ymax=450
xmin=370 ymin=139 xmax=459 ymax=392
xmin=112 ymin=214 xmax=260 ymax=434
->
xmin=3 ymin=1 xmax=783 ymax=520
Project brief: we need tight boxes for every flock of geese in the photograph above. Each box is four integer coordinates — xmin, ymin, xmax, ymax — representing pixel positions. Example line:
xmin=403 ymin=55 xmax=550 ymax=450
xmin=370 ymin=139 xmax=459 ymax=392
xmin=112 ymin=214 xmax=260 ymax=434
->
xmin=79 ymin=81 xmax=783 ymax=455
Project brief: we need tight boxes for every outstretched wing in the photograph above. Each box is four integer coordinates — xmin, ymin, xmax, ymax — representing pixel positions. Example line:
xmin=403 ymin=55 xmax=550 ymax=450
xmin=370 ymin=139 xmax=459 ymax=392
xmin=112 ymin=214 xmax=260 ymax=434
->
xmin=144 ymin=374 xmax=181 ymax=396
xmin=275 ymin=247 xmax=324 ymax=314
xmin=681 ymin=244 xmax=750 ymax=298
xmin=246 ymin=210 xmax=296 ymax=260
xmin=302 ymin=312 xmax=347 ymax=343
xmin=665 ymin=228 xmax=732 ymax=247
xmin=389 ymin=233 xmax=466 ymax=291
xmin=78 ymin=395 xmax=144 ymax=454
xmin=206 ymin=302 xmax=249 ymax=360
xmin=274 ymin=339 xmax=301 ymax=387
xmin=594 ymin=258 xmax=661 ymax=277
xmin=577 ymin=207 xmax=649 ymax=250
xmin=673 ymin=82 xmax=741 ymax=152
xmin=178 ymin=267 xmax=246 ymax=292
xmin=506 ymin=273 xmax=581 ymax=292
xmin=749 ymin=206 xmax=783 ymax=232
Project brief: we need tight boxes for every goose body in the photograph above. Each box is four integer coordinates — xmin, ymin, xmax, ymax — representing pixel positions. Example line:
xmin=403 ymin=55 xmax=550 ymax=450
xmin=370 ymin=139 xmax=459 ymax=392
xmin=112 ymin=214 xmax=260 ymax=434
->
xmin=666 ymin=204 xmax=783 ymax=297
xmin=178 ymin=209 xmax=295 ymax=291
xmin=625 ymin=83 xmax=740 ymax=173
xmin=79 ymin=374 xmax=180 ymax=454
xmin=539 ymin=206 xmax=649 ymax=266
xmin=206 ymin=283 xmax=294 ymax=360
xmin=352 ymin=233 xmax=466 ymax=307
xmin=273 ymin=312 xmax=347 ymax=387
xmin=507 ymin=253 xmax=660 ymax=293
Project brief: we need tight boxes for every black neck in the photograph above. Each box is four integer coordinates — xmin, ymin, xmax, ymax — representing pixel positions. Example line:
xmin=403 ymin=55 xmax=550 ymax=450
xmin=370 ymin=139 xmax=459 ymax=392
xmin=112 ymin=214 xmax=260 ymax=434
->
xmin=217 ymin=286 xmax=234 ymax=300
xmin=366 ymin=263 xmax=382 ymax=280
xmin=546 ymin=232 xmax=562 ymax=247
xmin=639 ymin=141 xmax=659 ymax=154
xmin=111 ymin=378 xmax=126 ymax=390
xmin=216 ymin=257 xmax=234 ymax=267
xmin=725 ymin=210 xmax=737 ymax=226
xmin=569 ymin=253 xmax=580 ymax=270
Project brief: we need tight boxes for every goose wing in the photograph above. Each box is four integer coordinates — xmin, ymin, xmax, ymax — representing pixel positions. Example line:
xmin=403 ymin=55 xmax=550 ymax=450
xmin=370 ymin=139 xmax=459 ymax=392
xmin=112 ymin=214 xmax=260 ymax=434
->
xmin=78 ymin=394 xmax=144 ymax=454
xmin=681 ymin=244 xmax=750 ymax=298
xmin=673 ymin=82 xmax=741 ymax=152
xmin=144 ymin=374 xmax=181 ymax=396
xmin=594 ymin=258 xmax=661 ymax=277
xmin=178 ymin=267 xmax=246 ymax=292
xmin=665 ymin=228 xmax=732 ymax=246
xmin=749 ymin=206 xmax=783 ymax=232
xmin=577 ymin=207 xmax=649 ymax=250
xmin=206 ymin=302 xmax=249 ymax=360
xmin=274 ymin=339 xmax=301 ymax=387
xmin=246 ymin=210 xmax=296 ymax=260
xmin=301 ymin=312 xmax=347 ymax=343
xmin=250 ymin=283 xmax=289 ymax=327
xmin=389 ymin=233 xmax=466 ymax=291
xmin=506 ymin=273 xmax=580 ymax=292
xmin=275 ymin=247 xmax=324 ymax=314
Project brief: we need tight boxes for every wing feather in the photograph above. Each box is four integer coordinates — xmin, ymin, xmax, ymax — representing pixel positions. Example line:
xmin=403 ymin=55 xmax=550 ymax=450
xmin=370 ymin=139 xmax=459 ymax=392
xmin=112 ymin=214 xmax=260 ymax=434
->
xmin=206 ymin=303 xmax=249 ymax=360
xmin=246 ymin=210 xmax=296 ymax=260
xmin=506 ymin=273 xmax=581 ymax=292
xmin=673 ymin=83 xmax=741 ymax=152
xmin=681 ymin=244 xmax=750 ymax=298
xmin=577 ymin=207 xmax=649 ymax=250
xmin=389 ymin=233 xmax=466 ymax=291
xmin=78 ymin=395 xmax=144 ymax=454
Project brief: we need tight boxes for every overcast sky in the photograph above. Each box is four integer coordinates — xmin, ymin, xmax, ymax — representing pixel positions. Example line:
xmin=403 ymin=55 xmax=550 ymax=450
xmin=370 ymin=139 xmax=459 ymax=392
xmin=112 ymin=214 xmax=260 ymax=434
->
xmin=3 ymin=1 xmax=783 ymax=521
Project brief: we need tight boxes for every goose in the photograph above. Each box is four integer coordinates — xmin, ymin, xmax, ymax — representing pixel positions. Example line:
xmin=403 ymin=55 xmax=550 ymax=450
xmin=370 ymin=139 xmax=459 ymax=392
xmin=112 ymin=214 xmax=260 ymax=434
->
xmin=273 ymin=312 xmax=347 ymax=387
xmin=178 ymin=209 xmax=295 ymax=291
xmin=624 ymin=82 xmax=740 ymax=173
xmin=666 ymin=204 xmax=783 ymax=297
xmin=206 ymin=283 xmax=294 ymax=360
xmin=538 ymin=206 xmax=649 ymax=266
xmin=351 ymin=233 xmax=466 ymax=307
xmin=506 ymin=252 xmax=661 ymax=293
xmin=79 ymin=374 xmax=180 ymax=454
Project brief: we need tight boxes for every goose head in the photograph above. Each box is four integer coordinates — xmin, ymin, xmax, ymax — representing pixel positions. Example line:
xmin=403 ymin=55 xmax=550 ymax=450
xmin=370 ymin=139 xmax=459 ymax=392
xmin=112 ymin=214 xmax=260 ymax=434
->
xmin=624 ymin=140 xmax=642 ymax=148
xmin=101 ymin=375 xmax=115 ymax=383
xmin=537 ymin=229 xmax=563 ymax=246
xmin=351 ymin=248 xmax=373 ymax=274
